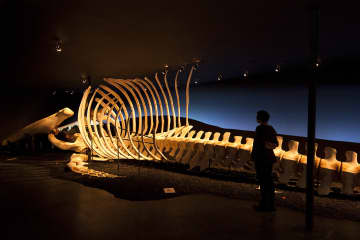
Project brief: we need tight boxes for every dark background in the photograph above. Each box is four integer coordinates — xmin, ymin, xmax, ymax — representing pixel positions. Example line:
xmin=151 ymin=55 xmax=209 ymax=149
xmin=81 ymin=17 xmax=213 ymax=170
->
xmin=1 ymin=0 xmax=360 ymax=142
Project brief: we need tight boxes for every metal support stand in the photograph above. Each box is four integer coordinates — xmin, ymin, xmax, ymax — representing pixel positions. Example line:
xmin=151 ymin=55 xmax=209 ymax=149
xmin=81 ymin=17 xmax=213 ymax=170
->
xmin=90 ymin=136 xmax=93 ymax=162
xmin=116 ymin=104 xmax=124 ymax=174
xmin=117 ymin=133 xmax=120 ymax=173
xmin=138 ymin=146 xmax=141 ymax=177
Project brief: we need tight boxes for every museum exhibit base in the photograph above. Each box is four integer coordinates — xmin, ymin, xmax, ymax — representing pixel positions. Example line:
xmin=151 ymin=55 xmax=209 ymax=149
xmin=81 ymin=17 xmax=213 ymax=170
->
xmin=1 ymin=151 xmax=360 ymax=222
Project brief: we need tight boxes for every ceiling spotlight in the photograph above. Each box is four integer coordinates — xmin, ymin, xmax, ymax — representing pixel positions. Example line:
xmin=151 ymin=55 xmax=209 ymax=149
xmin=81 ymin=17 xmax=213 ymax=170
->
xmin=55 ymin=39 xmax=62 ymax=53
xmin=313 ymin=62 xmax=320 ymax=69
xmin=243 ymin=71 xmax=248 ymax=78
xmin=81 ymin=73 xmax=91 ymax=86
xmin=275 ymin=64 xmax=280 ymax=72
xmin=81 ymin=75 xmax=88 ymax=84
xmin=163 ymin=64 xmax=169 ymax=74
xmin=217 ymin=73 xmax=223 ymax=81
xmin=314 ymin=57 xmax=321 ymax=69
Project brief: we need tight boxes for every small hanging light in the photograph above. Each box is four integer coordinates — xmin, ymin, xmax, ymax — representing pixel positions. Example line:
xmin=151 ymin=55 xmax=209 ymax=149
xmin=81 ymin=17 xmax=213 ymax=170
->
xmin=314 ymin=57 xmax=321 ymax=68
xmin=55 ymin=39 xmax=62 ymax=53
xmin=163 ymin=64 xmax=169 ymax=74
xmin=81 ymin=74 xmax=87 ymax=84
xmin=81 ymin=73 xmax=91 ymax=86
xmin=275 ymin=64 xmax=281 ymax=72
xmin=243 ymin=71 xmax=248 ymax=78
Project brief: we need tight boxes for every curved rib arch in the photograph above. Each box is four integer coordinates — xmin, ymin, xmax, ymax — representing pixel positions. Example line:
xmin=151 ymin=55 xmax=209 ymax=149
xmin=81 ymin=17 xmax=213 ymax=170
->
xmin=78 ymin=68 xmax=194 ymax=161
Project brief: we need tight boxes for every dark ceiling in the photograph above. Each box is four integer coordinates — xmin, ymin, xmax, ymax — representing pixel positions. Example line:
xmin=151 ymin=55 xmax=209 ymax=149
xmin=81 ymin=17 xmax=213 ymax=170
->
xmin=2 ymin=0 xmax=360 ymax=91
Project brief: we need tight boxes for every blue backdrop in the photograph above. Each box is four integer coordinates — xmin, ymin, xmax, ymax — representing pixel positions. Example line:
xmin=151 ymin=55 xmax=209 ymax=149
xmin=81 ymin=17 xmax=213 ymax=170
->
xmin=181 ymin=84 xmax=360 ymax=143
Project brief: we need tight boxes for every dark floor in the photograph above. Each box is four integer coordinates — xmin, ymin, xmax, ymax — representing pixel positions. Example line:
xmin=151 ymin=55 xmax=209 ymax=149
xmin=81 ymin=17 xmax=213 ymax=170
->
xmin=1 ymin=154 xmax=360 ymax=240
xmin=88 ymin=159 xmax=360 ymax=221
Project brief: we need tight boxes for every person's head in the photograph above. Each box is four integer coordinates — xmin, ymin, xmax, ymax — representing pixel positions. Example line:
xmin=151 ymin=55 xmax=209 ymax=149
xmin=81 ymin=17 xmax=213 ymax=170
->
xmin=256 ymin=110 xmax=270 ymax=124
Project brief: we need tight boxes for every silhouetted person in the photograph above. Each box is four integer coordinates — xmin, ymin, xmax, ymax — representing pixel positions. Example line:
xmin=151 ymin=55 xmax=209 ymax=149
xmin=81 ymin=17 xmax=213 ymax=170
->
xmin=251 ymin=110 xmax=278 ymax=212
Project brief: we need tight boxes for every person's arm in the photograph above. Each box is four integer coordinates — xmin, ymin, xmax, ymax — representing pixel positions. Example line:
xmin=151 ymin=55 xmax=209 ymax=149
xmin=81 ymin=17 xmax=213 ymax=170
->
xmin=265 ymin=141 xmax=278 ymax=149
xmin=251 ymin=126 xmax=260 ymax=160
xmin=265 ymin=127 xmax=278 ymax=150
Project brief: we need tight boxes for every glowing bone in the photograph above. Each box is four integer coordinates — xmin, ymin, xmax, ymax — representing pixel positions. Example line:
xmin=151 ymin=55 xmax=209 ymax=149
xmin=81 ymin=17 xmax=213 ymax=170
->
xmin=2 ymin=108 xmax=74 ymax=146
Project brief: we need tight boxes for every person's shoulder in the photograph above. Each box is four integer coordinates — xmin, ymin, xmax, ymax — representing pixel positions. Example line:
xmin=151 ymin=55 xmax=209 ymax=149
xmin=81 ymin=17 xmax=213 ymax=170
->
xmin=267 ymin=125 xmax=277 ymax=133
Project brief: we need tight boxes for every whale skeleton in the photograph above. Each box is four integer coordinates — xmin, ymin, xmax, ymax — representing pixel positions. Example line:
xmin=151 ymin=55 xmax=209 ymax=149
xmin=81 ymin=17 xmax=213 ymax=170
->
xmin=73 ymin=67 xmax=360 ymax=195
xmin=2 ymin=66 xmax=359 ymax=193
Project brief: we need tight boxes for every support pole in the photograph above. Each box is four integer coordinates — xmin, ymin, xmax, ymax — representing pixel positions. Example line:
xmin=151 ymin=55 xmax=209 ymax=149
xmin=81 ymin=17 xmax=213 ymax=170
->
xmin=90 ymin=134 xmax=93 ymax=162
xmin=306 ymin=79 xmax=316 ymax=231
xmin=116 ymin=104 xmax=121 ymax=173
xmin=117 ymin=131 xmax=120 ymax=173
xmin=306 ymin=4 xmax=319 ymax=231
